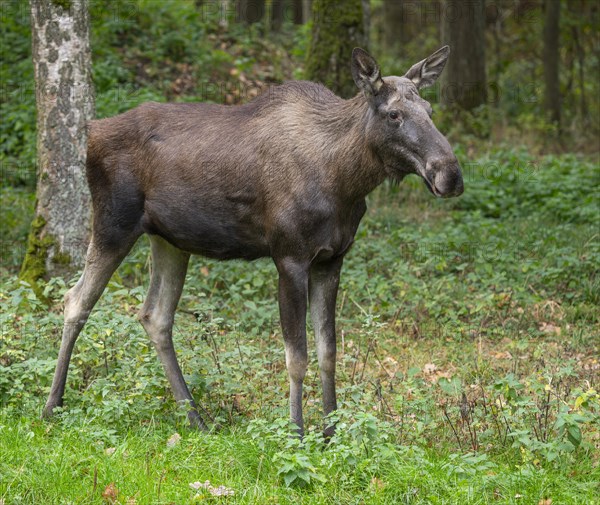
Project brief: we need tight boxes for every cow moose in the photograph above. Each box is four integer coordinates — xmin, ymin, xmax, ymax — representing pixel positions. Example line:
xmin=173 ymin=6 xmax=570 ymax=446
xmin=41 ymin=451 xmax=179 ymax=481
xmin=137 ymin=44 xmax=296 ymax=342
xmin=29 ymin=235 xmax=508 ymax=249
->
xmin=43 ymin=47 xmax=463 ymax=436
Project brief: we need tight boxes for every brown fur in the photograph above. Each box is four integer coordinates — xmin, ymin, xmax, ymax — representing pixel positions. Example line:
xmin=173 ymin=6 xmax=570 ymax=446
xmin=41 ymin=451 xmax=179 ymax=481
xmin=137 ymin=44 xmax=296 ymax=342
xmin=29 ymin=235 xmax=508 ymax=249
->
xmin=44 ymin=49 xmax=463 ymax=435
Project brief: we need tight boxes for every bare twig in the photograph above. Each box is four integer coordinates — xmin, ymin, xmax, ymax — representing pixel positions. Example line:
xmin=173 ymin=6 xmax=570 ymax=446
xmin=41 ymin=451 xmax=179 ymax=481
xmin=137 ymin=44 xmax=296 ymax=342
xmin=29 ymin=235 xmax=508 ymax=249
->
xmin=157 ymin=469 xmax=166 ymax=500
xmin=442 ymin=403 xmax=463 ymax=451
xmin=358 ymin=339 xmax=373 ymax=384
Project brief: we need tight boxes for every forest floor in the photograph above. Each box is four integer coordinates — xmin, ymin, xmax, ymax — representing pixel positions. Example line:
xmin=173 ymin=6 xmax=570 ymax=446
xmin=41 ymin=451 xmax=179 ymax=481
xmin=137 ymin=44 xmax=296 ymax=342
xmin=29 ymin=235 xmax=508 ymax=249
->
xmin=1 ymin=147 xmax=599 ymax=504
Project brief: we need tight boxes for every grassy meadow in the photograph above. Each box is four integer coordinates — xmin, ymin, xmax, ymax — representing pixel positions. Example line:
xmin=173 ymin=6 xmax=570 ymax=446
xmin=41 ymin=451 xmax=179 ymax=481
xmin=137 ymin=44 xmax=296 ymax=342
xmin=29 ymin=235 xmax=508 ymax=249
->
xmin=1 ymin=147 xmax=599 ymax=504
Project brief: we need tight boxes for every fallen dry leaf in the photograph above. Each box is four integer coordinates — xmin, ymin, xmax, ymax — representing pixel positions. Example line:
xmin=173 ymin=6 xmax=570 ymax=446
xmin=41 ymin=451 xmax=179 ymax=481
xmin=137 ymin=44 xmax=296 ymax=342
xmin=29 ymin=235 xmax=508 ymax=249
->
xmin=423 ymin=363 xmax=437 ymax=374
xmin=166 ymin=432 xmax=181 ymax=448
xmin=102 ymin=482 xmax=119 ymax=504
xmin=190 ymin=480 xmax=235 ymax=496
xmin=538 ymin=499 xmax=552 ymax=505
xmin=370 ymin=476 xmax=385 ymax=490
xmin=539 ymin=322 xmax=561 ymax=335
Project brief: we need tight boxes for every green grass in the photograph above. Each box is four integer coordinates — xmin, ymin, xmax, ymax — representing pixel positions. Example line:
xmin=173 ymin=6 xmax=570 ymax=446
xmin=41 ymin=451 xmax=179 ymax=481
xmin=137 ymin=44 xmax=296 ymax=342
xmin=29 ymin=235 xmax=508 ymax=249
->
xmin=1 ymin=416 xmax=597 ymax=504
xmin=1 ymin=148 xmax=599 ymax=504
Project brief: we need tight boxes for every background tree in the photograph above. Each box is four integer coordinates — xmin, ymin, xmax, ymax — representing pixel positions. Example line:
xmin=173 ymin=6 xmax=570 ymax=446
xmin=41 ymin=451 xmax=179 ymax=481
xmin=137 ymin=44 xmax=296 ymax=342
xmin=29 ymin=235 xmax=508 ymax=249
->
xmin=305 ymin=0 xmax=367 ymax=98
xmin=20 ymin=0 xmax=94 ymax=287
xmin=302 ymin=0 xmax=312 ymax=23
xmin=440 ymin=0 xmax=487 ymax=110
xmin=237 ymin=0 xmax=265 ymax=24
xmin=271 ymin=0 xmax=285 ymax=31
xmin=543 ymin=0 xmax=561 ymax=124
xmin=382 ymin=0 xmax=404 ymax=53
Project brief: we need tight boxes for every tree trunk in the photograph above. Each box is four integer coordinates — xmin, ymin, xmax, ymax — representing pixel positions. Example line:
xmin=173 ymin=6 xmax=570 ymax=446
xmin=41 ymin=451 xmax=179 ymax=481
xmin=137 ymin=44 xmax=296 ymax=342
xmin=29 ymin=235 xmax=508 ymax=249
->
xmin=305 ymin=0 xmax=367 ymax=98
xmin=441 ymin=0 xmax=487 ymax=110
xmin=21 ymin=0 xmax=94 ymax=287
xmin=383 ymin=0 xmax=404 ymax=53
xmin=362 ymin=0 xmax=371 ymax=46
xmin=237 ymin=0 xmax=265 ymax=23
xmin=302 ymin=0 xmax=312 ymax=23
xmin=543 ymin=0 xmax=561 ymax=124
xmin=292 ymin=0 xmax=303 ymax=24
xmin=271 ymin=0 xmax=285 ymax=31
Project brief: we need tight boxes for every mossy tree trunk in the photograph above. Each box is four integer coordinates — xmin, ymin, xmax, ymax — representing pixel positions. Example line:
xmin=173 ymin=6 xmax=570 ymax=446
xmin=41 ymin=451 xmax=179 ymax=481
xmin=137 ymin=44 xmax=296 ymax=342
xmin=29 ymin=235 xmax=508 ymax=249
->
xmin=440 ymin=0 xmax=487 ymax=110
xmin=21 ymin=0 xmax=94 ymax=287
xmin=305 ymin=0 xmax=367 ymax=99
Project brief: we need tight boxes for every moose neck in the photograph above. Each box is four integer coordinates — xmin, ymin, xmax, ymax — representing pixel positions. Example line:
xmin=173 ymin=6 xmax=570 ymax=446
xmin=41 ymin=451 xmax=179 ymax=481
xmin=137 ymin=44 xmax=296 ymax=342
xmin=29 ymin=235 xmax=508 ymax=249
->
xmin=318 ymin=94 xmax=386 ymax=202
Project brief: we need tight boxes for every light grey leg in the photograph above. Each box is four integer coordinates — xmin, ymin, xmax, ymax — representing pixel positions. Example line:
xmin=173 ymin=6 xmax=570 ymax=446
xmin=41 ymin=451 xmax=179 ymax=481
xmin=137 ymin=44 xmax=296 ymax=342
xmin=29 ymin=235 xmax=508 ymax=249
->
xmin=43 ymin=237 xmax=136 ymax=418
xmin=309 ymin=257 xmax=343 ymax=438
xmin=276 ymin=258 xmax=310 ymax=436
xmin=138 ymin=235 xmax=206 ymax=429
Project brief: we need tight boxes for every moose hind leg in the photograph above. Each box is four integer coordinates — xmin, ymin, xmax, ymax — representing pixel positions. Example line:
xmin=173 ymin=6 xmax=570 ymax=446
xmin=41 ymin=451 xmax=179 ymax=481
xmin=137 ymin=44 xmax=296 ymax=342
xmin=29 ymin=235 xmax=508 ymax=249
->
xmin=138 ymin=235 xmax=206 ymax=429
xmin=43 ymin=236 xmax=136 ymax=418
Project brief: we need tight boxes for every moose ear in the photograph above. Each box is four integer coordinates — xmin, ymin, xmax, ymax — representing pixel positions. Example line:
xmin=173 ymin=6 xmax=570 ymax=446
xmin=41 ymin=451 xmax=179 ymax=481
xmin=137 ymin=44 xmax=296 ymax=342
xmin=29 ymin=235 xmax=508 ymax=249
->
xmin=404 ymin=46 xmax=450 ymax=89
xmin=351 ymin=48 xmax=384 ymax=97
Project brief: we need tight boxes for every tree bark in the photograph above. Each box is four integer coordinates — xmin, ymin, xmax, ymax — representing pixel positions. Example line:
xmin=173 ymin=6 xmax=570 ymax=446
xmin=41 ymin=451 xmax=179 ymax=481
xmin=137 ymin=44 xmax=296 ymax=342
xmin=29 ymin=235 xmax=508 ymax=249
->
xmin=543 ymin=0 xmax=560 ymax=123
xmin=271 ymin=0 xmax=285 ymax=31
xmin=21 ymin=0 xmax=94 ymax=287
xmin=383 ymin=0 xmax=405 ymax=53
xmin=237 ymin=0 xmax=265 ymax=23
xmin=305 ymin=0 xmax=367 ymax=99
xmin=543 ymin=0 xmax=561 ymax=124
xmin=441 ymin=0 xmax=487 ymax=110
xmin=291 ymin=0 xmax=303 ymax=24
xmin=362 ymin=0 xmax=371 ymax=46
xmin=302 ymin=0 xmax=312 ymax=23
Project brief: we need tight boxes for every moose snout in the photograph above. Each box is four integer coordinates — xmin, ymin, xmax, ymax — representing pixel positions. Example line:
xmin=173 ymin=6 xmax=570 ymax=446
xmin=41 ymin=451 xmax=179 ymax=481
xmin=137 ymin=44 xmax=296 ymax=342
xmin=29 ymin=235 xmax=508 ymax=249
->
xmin=425 ymin=158 xmax=464 ymax=198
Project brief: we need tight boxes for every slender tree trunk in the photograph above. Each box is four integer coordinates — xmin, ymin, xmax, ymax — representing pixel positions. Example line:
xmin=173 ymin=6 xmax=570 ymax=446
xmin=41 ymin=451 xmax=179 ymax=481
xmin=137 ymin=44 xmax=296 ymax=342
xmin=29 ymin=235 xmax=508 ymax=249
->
xmin=305 ymin=0 xmax=367 ymax=98
xmin=237 ymin=0 xmax=265 ymax=23
xmin=271 ymin=0 xmax=285 ymax=31
xmin=543 ymin=0 xmax=561 ymax=124
xmin=292 ymin=0 xmax=303 ymax=24
xmin=362 ymin=0 xmax=370 ymax=45
xmin=441 ymin=0 xmax=487 ymax=110
xmin=383 ymin=0 xmax=404 ymax=53
xmin=302 ymin=0 xmax=312 ymax=23
xmin=21 ymin=0 xmax=94 ymax=288
xmin=571 ymin=25 xmax=586 ymax=123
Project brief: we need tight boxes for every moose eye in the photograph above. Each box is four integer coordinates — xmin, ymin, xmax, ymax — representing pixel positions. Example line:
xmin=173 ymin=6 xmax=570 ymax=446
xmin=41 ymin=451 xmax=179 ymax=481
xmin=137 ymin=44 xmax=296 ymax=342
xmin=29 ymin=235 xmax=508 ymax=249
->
xmin=388 ymin=111 xmax=399 ymax=120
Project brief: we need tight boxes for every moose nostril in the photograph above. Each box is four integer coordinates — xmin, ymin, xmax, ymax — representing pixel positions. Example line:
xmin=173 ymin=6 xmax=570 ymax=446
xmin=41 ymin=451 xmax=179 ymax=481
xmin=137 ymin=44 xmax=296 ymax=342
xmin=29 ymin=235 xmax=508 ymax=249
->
xmin=453 ymin=177 xmax=464 ymax=196
xmin=428 ymin=158 xmax=463 ymax=197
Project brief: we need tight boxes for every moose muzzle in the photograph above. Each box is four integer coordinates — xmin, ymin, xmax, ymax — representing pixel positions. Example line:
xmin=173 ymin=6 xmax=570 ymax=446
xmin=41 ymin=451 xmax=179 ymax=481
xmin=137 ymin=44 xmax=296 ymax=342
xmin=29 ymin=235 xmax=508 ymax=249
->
xmin=423 ymin=158 xmax=464 ymax=198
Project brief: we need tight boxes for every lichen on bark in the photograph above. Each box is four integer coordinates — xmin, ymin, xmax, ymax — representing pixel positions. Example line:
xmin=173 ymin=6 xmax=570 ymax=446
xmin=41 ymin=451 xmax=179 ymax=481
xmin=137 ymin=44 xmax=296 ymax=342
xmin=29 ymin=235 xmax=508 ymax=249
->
xmin=305 ymin=0 xmax=367 ymax=99
xmin=19 ymin=216 xmax=54 ymax=300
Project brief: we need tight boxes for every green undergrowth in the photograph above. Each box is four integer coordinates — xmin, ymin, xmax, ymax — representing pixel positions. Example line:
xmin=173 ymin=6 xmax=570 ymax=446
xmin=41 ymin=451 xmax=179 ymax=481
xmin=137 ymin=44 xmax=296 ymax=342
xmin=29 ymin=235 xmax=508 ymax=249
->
xmin=1 ymin=148 xmax=599 ymax=503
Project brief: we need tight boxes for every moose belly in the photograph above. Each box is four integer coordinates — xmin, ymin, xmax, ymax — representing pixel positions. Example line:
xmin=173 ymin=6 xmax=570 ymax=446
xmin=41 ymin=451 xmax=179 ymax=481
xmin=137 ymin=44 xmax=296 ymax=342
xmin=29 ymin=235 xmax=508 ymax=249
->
xmin=141 ymin=197 xmax=270 ymax=260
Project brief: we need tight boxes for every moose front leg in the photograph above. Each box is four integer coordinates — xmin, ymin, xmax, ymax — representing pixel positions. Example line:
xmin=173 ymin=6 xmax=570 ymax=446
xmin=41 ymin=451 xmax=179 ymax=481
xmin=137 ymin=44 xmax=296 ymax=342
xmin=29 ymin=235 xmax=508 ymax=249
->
xmin=276 ymin=258 xmax=310 ymax=436
xmin=309 ymin=257 xmax=343 ymax=438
